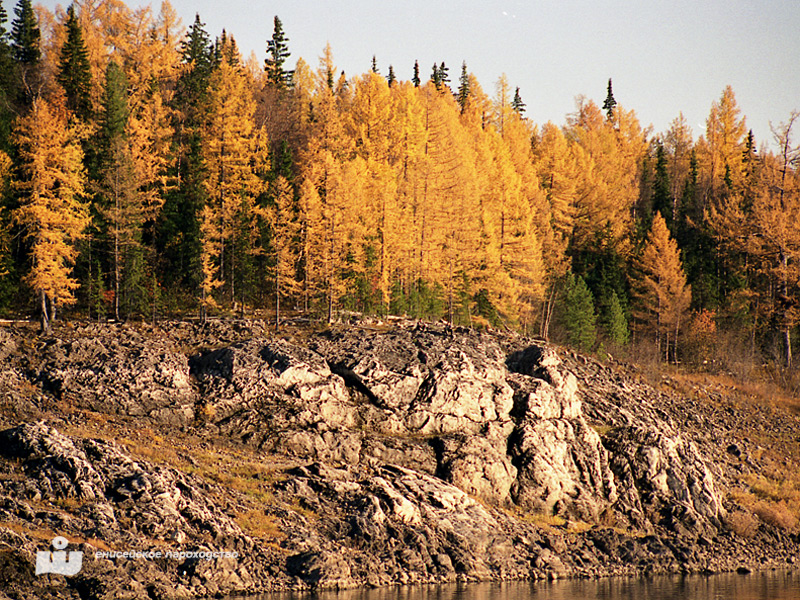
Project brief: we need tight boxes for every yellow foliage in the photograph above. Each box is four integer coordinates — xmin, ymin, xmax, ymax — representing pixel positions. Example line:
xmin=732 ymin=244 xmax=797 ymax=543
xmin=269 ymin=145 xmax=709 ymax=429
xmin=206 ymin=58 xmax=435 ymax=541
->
xmin=633 ymin=212 xmax=691 ymax=359
xmin=12 ymin=98 xmax=90 ymax=308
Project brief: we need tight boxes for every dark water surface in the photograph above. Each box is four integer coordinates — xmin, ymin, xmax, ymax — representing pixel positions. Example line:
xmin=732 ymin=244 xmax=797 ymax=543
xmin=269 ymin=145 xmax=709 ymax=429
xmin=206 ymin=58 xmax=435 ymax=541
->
xmin=238 ymin=571 xmax=800 ymax=600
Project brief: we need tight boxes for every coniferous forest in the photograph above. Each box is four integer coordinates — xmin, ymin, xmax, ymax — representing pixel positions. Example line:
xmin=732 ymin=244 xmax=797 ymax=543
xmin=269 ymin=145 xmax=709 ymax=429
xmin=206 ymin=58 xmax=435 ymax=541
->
xmin=1 ymin=1 xmax=799 ymax=371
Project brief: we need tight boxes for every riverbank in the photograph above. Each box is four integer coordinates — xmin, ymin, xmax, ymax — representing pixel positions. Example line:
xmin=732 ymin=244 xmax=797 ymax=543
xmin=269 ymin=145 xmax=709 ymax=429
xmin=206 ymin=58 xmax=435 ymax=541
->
xmin=0 ymin=319 xmax=798 ymax=599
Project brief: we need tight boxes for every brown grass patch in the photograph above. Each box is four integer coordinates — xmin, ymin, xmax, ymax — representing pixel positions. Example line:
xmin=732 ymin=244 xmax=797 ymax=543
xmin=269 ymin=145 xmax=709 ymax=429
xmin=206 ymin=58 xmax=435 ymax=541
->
xmin=724 ymin=511 xmax=759 ymax=538
xmin=235 ymin=509 xmax=284 ymax=540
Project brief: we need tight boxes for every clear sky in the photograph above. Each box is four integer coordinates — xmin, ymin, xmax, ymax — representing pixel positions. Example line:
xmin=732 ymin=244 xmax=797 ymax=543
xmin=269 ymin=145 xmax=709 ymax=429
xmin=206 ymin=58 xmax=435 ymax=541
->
xmin=35 ymin=0 xmax=800 ymax=149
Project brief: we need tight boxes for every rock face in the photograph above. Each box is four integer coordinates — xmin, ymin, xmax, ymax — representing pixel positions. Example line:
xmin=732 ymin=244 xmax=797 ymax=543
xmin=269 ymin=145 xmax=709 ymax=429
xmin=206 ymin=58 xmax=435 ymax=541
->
xmin=0 ymin=319 xmax=798 ymax=599
xmin=506 ymin=346 xmax=617 ymax=520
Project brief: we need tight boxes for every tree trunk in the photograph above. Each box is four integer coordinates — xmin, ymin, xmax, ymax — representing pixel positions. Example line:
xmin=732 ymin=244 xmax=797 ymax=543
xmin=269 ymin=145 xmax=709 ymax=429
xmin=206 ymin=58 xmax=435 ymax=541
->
xmin=784 ymin=326 xmax=792 ymax=369
xmin=275 ymin=257 xmax=281 ymax=332
xmin=40 ymin=290 xmax=50 ymax=333
xmin=114 ymin=217 xmax=120 ymax=321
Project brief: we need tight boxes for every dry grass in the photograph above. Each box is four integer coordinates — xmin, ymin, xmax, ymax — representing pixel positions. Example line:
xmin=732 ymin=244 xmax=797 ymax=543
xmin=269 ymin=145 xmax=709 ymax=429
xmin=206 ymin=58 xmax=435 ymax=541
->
xmin=752 ymin=500 xmax=799 ymax=530
xmin=730 ymin=472 xmax=800 ymax=533
xmin=0 ymin=521 xmax=60 ymax=542
xmin=724 ymin=511 xmax=760 ymax=538
xmin=235 ymin=509 xmax=284 ymax=540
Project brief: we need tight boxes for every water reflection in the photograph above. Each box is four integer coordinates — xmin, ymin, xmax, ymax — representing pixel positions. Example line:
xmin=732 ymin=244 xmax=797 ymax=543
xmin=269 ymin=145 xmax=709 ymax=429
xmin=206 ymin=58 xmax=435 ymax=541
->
xmin=237 ymin=571 xmax=800 ymax=600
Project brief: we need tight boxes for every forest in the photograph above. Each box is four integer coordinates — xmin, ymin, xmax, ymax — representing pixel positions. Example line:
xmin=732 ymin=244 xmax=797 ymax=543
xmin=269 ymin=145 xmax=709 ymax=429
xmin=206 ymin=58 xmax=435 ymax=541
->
xmin=0 ymin=0 xmax=799 ymax=371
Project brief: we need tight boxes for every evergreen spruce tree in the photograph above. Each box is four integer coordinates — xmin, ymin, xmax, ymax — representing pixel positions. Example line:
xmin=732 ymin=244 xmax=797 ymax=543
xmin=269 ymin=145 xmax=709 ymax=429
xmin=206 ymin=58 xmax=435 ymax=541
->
xmin=386 ymin=64 xmax=395 ymax=87
xmin=430 ymin=63 xmax=440 ymax=87
xmin=652 ymin=141 xmax=672 ymax=226
xmin=10 ymin=0 xmax=39 ymax=106
xmin=264 ymin=15 xmax=293 ymax=89
xmin=0 ymin=0 xmax=14 ymax=150
xmin=511 ymin=86 xmax=526 ymax=115
xmin=57 ymin=5 xmax=92 ymax=121
xmin=604 ymin=290 xmax=629 ymax=346
xmin=0 ymin=2 xmax=9 ymax=60
xmin=370 ymin=55 xmax=379 ymax=74
xmin=438 ymin=61 xmax=450 ymax=89
xmin=412 ymin=60 xmax=420 ymax=87
xmin=0 ymin=1 xmax=6 ymax=39
xmin=602 ymin=78 xmax=616 ymax=120
xmin=10 ymin=0 xmax=38 ymax=64
xmin=156 ymin=14 xmax=213 ymax=295
xmin=564 ymin=272 xmax=597 ymax=351
xmin=457 ymin=61 xmax=469 ymax=113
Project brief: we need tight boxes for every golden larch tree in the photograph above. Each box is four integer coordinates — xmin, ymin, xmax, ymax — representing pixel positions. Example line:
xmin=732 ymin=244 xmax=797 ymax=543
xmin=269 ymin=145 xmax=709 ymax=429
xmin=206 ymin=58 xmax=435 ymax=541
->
xmin=633 ymin=211 xmax=692 ymax=362
xmin=265 ymin=175 xmax=301 ymax=329
xmin=200 ymin=43 xmax=263 ymax=317
xmin=12 ymin=98 xmax=90 ymax=331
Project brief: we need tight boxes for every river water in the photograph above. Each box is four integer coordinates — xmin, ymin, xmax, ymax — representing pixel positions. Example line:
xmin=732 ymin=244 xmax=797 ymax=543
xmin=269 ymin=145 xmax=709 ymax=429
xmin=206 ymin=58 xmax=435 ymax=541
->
xmin=239 ymin=570 xmax=800 ymax=600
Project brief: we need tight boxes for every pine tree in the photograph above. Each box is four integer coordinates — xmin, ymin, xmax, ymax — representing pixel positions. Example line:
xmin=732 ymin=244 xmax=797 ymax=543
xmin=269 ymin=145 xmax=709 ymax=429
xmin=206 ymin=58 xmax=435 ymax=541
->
xmin=412 ymin=60 xmax=420 ymax=87
xmin=511 ymin=87 xmax=526 ymax=115
xmin=386 ymin=64 xmax=395 ymax=87
xmin=11 ymin=98 xmax=89 ymax=332
xmin=264 ymin=15 xmax=292 ymax=90
xmin=602 ymin=78 xmax=616 ymax=120
xmin=564 ymin=272 xmax=597 ymax=351
xmin=57 ymin=5 xmax=93 ymax=120
xmin=370 ymin=55 xmax=379 ymax=74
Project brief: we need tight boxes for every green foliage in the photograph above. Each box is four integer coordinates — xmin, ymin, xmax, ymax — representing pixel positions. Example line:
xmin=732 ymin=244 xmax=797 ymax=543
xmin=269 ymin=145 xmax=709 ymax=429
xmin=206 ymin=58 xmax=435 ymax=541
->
xmin=511 ymin=87 xmax=526 ymax=115
xmin=412 ymin=60 xmax=420 ymax=87
xmin=264 ymin=16 xmax=293 ymax=89
xmin=100 ymin=61 xmax=128 ymax=151
xmin=390 ymin=279 xmax=444 ymax=320
xmin=86 ymin=260 xmax=106 ymax=321
xmin=652 ymin=141 xmax=672 ymax=226
xmin=602 ymin=78 xmax=616 ymax=120
xmin=564 ymin=273 xmax=597 ymax=352
xmin=177 ymin=14 xmax=214 ymax=114
xmin=473 ymin=288 xmax=501 ymax=327
xmin=457 ymin=61 xmax=469 ymax=113
xmin=57 ymin=5 xmax=92 ymax=120
xmin=10 ymin=0 xmax=38 ymax=64
xmin=431 ymin=62 xmax=449 ymax=91
xmin=603 ymin=290 xmax=629 ymax=346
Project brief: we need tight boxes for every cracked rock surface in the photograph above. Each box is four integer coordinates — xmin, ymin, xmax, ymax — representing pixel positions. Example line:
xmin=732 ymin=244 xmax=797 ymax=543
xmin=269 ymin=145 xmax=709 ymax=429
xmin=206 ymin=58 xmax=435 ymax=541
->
xmin=0 ymin=319 xmax=798 ymax=599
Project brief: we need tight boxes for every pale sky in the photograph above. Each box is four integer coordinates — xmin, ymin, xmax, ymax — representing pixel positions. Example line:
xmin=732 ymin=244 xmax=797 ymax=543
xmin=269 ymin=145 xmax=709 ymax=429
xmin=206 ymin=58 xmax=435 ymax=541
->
xmin=35 ymin=0 xmax=800 ymax=149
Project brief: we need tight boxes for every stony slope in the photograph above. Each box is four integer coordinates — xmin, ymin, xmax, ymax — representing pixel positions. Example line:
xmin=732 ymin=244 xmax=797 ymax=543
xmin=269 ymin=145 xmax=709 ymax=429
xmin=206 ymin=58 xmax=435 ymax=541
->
xmin=0 ymin=319 xmax=797 ymax=599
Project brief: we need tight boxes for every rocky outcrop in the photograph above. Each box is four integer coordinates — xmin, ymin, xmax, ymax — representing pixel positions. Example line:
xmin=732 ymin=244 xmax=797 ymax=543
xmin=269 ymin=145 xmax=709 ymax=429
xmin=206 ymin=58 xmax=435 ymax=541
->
xmin=0 ymin=421 xmax=283 ymax=599
xmin=34 ymin=331 xmax=196 ymax=427
xmin=0 ymin=319 xmax=798 ymax=599
xmin=506 ymin=346 xmax=618 ymax=521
